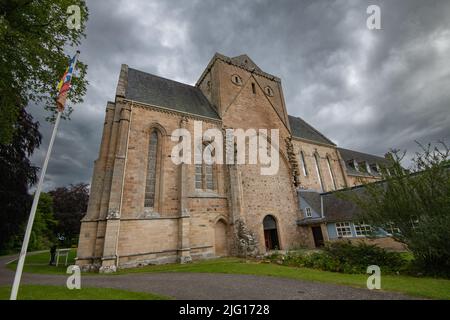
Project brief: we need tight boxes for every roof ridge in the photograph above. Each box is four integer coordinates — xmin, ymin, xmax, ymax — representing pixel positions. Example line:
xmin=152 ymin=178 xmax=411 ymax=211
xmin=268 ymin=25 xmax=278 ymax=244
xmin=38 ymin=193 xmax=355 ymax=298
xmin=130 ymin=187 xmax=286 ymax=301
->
xmin=126 ymin=67 xmax=220 ymax=120
xmin=337 ymin=147 xmax=387 ymax=161
xmin=128 ymin=67 xmax=198 ymax=90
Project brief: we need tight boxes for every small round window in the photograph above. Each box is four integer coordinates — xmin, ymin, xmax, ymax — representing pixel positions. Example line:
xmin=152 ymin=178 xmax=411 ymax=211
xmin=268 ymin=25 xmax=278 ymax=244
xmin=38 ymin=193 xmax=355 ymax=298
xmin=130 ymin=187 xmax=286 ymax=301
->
xmin=231 ymin=74 xmax=243 ymax=86
xmin=265 ymin=86 xmax=274 ymax=97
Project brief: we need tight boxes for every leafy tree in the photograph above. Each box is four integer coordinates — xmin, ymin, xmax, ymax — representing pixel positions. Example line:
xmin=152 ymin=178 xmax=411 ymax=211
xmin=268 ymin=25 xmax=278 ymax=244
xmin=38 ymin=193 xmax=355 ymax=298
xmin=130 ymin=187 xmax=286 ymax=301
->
xmin=346 ymin=142 xmax=450 ymax=277
xmin=28 ymin=192 xmax=57 ymax=250
xmin=49 ymin=183 xmax=89 ymax=246
xmin=0 ymin=108 xmax=41 ymax=253
xmin=0 ymin=0 xmax=89 ymax=144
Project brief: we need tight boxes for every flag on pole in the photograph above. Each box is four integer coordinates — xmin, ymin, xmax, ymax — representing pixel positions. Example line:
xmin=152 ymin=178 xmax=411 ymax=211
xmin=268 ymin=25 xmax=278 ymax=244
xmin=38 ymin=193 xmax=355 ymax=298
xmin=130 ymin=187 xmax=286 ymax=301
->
xmin=10 ymin=51 xmax=80 ymax=300
xmin=56 ymin=51 xmax=80 ymax=111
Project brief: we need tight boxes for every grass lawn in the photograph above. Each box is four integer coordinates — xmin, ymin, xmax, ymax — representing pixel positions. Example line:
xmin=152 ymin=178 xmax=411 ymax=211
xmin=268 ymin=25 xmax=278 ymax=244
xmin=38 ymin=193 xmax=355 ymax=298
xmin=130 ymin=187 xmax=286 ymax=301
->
xmin=115 ymin=258 xmax=450 ymax=300
xmin=0 ymin=285 xmax=170 ymax=300
xmin=7 ymin=251 xmax=450 ymax=300
xmin=6 ymin=249 xmax=77 ymax=275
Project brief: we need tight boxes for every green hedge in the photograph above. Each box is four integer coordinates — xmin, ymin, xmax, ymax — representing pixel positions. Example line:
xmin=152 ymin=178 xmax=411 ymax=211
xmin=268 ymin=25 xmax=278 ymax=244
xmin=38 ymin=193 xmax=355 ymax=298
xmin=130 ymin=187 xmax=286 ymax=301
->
xmin=269 ymin=241 xmax=407 ymax=274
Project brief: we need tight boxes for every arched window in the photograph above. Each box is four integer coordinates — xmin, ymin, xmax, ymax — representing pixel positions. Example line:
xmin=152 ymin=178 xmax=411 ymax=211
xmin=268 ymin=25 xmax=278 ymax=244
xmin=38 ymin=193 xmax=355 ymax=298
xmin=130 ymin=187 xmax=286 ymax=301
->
xmin=326 ymin=155 xmax=337 ymax=190
xmin=314 ymin=153 xmax=324 ymax=192
xmin=144 ymin=130 xmax=158 ymax=208
xmin=299 ymin=150 xmax=308 ymax=176
xmin=195 ymin=143 xmax=216 ymax=191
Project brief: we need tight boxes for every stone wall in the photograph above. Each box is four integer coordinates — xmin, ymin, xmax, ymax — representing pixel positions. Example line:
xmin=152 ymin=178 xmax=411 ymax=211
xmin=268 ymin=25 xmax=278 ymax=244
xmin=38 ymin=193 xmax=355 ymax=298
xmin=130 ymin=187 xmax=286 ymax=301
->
xmin=291 ymin=139 xmax=348 ymax=192
xmin=77 ymin=55 xmax=388 ymax=271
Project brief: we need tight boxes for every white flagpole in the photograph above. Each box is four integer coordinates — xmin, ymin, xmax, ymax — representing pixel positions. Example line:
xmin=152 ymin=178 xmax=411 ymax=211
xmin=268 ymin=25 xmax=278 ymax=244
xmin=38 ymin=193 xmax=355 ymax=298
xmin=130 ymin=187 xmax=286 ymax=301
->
xmin=10 ymin=51 xmax=79 ymax=300
xmin=10 ymin=110 xmax=62 ymax=300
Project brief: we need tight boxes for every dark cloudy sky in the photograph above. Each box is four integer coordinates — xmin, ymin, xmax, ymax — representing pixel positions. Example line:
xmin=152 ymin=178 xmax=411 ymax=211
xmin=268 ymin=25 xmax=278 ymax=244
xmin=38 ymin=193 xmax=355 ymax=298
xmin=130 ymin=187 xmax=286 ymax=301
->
xmin=30 ymin=0 xmax=450 ymax=190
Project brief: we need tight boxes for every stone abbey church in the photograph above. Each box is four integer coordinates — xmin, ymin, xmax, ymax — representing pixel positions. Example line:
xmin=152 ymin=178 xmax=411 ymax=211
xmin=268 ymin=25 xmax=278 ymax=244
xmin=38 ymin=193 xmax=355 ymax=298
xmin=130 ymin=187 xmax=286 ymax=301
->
xmin=76 ymin=53 xmax=390 ymax=272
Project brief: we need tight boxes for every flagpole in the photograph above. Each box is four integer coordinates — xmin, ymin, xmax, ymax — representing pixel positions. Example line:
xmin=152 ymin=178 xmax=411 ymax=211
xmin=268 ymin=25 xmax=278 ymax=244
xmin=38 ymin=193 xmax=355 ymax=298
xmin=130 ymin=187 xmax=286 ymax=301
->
xmin=9 ymin=111 xmax=63 ymax=300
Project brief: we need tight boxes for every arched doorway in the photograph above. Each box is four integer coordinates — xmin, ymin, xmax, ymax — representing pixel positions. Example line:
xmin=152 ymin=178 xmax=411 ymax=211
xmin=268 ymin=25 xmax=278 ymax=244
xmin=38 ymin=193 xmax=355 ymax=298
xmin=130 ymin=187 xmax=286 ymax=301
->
xmin=263 ymin=215 xmax=280 ymax=251
xmin=214 ymin=220 xmax=228 ymax=257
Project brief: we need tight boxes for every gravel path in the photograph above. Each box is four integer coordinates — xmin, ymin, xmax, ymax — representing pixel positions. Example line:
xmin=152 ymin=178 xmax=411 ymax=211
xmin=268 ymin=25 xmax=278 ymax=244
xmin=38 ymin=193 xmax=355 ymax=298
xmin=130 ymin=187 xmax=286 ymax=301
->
xmin=0 ymin=254 xmax=417 ymax=300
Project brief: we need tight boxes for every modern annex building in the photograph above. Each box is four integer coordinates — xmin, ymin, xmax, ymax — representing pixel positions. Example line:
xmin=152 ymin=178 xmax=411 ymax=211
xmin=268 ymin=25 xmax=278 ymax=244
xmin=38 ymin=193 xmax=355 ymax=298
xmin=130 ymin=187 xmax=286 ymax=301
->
xmin=76 ymin=53 xmax=392 ymax=272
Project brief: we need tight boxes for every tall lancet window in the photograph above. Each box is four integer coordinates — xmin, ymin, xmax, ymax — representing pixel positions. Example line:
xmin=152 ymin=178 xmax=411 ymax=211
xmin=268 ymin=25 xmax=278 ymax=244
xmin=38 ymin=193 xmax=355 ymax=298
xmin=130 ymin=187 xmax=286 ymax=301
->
xmin=326 ymin=156 xmax=337 ymax=190
xmin=144 ymin=130 xmax=158 ymax=208
xmin=299 ymin=150 xmax=308 ymax=176
xmin=314 ymin=152 xmax=325 ymax=192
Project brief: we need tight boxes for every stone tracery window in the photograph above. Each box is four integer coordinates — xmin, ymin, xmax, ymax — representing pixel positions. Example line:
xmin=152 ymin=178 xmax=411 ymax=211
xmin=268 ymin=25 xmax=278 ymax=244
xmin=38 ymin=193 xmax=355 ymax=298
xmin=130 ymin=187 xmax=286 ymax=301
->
xmin=195 ymin=143 xmax=216 ymax=191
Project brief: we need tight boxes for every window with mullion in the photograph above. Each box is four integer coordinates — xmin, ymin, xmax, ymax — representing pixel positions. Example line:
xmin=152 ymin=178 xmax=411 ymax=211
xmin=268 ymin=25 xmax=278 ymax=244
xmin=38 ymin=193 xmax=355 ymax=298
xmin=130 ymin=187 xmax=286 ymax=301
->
xmin=336 ymin=222 xmax=352 ymax=237
xmin=195 ymin=164 xmax=203 ymax=189
xmin=195 ymin=163 xmax=216 ymax=191
xmin=195 ymin=143 xmax=216 ymax=191
xmin=354 ymin=221 xmax=372 ymax=236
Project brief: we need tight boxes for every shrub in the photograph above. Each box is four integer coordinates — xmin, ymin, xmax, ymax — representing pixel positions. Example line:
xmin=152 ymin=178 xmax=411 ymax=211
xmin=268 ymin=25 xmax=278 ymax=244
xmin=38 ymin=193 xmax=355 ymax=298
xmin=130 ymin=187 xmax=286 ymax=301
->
xmin=321 ymin=241 xmax=406 ymax=274
xmin=275 ymin=241 xmax=407 ymax=274
xmin=341 ymin=143 xmax=450 ymax=278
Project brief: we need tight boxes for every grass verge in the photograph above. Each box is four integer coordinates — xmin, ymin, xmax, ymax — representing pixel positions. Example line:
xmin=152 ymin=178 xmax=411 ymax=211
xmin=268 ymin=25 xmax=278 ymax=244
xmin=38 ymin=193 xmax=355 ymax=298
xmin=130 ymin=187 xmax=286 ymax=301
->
xmin=0 ymin=285 xmax=170 ymax=300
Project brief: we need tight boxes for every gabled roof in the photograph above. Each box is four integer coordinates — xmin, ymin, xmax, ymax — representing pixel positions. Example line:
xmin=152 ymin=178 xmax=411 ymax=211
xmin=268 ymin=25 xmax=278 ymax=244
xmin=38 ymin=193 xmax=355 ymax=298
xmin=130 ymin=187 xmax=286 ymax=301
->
xmin=288 ymin=115 xmax=335 ymax=146
xmin=125 ymin=68 xmax=220 ymax=120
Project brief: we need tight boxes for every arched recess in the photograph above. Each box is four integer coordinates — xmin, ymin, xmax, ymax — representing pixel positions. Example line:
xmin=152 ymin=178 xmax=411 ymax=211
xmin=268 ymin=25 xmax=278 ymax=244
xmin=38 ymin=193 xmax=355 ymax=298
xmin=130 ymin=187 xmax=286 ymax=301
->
xmin=214 ymin=219 xmax=228 ymax=257
xmin=263 ymin=215 xmax=280 ymax=251
xmin=144 ymin=123 xmax=166 ymax=213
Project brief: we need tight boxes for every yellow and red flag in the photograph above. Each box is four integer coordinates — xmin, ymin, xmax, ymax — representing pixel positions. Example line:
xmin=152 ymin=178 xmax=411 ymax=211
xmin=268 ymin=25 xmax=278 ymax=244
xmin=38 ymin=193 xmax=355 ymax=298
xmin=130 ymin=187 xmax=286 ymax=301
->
xmin=56 ymin=51 xmax=80 ymax=111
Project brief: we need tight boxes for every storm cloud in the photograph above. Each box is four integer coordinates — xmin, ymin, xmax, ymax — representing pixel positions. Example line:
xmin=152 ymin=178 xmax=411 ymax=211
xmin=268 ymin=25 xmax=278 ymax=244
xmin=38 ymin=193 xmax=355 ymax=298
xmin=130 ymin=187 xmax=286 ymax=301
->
xmin=29 ymin=0 xmax=450 ymax=190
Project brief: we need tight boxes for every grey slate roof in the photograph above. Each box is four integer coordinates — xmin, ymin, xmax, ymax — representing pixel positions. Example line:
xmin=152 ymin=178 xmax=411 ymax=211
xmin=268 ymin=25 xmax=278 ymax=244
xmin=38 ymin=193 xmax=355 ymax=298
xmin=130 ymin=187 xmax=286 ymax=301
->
xmin=297 ymin=188 xmax=363 ymax=224
xmin=338 ymin=148 xmax=388 ymax=164
xmin=288 ymin=115 xmax=335 ymax=145
xmin=338 ymin=147 xmax=390 ymax=176
xmin=126 ymin=68 xmax=220 ymax=119
xmin=299 ymin=190 xmax=322 ymax=214
xmin=322 ymin=189 xmax=364 ymax=222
